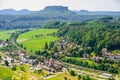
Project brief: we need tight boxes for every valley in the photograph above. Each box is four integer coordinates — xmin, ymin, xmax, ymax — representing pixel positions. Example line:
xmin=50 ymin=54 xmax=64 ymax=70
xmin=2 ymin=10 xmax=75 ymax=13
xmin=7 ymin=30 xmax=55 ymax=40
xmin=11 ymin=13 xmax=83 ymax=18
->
xmin=0 ymin=5 xmax=120 ymax=80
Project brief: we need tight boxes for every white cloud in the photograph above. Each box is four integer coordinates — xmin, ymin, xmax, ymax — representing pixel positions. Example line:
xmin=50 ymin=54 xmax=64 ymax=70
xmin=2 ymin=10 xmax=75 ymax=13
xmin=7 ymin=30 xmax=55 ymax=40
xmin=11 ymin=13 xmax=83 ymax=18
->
xmin=0 ymin=0 xmax=120 ymax=11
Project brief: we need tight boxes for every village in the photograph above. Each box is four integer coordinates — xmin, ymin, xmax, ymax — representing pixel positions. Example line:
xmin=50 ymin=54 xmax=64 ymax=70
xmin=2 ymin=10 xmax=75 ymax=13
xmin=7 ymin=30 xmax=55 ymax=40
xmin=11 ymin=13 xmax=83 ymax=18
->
xmin=0 ymin=38 xmax=119 ymax=79
xmin=0 ymin=40 xmax=63 ymax=74
xmin=0 ymin=34 xmax=120 ymax=68
xmin=54 ymin=38 xmax=120 ymax=61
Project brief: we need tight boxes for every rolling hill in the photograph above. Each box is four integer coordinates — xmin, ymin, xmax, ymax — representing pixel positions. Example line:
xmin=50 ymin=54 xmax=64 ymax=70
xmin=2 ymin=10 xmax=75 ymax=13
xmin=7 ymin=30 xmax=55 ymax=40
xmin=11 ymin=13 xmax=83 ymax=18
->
xmin=0 ymin=6 xmax=120 ymax=29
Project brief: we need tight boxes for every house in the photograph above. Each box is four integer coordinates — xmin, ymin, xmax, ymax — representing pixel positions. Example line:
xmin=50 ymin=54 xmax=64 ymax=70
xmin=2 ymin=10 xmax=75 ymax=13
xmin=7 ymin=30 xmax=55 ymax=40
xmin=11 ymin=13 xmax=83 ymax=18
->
xmin=48 ymin=58 xmax=55 ymax=67
xmin=11 ymin=52 xmax=19 ymax=57
xmin=20 ymin=51 xmax=27 ymax=58
xmin=21 ymin=57 xmax=29 ymax=63
xmin=102 ymin=48 xmax=120 ymax=60
xmin=102 ymin=73 xmax=112 ymax=77
xmin=0 ymin=42 xmax=8 ymax=47
xmin=5 ymin=57 xmax=14 ymax=66
xmin=102 ymin=48 xmax=108 ymax=55
xmin=93 ymin=56 xmax=102 ymax=63
xmin=28 ymin=59 xmax=35 ymax=65
xmin=114 ymin=54 xmax=120 ymax=60
xmin=53 ymin=62 xmax=63 ymax=71
xmin=83 ymin=53 xmax=89 ymax=58
xmin=39 ymin=58 xmax=63 ymax=73
xmin=0 ymin=44 xmax=4 ymax=47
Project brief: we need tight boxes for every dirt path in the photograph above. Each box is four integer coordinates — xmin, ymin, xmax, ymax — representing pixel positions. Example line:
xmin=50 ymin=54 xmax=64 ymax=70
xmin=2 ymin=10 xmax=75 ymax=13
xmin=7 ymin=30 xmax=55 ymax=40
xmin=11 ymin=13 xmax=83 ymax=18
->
xmin=43 ymin=72 xmax=64 ymax=79
xmin=30 ymin=75 xmax=38 ymax=80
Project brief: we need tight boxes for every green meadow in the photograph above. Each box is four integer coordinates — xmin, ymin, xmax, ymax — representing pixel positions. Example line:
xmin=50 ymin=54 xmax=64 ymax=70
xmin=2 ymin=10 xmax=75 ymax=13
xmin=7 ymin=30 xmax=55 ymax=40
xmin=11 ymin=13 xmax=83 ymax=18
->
xmin=0 ymin=30 xmax=16 ymax=41
xmin=0 ymin=67 xmax=13 ymax=80
xmin=45 ymin=72 xmax=78 ymax=80
xmin=0 ymin=64 xmax=47 ymax=80
xmin=17 ymin=29 xmax=59 ymax=52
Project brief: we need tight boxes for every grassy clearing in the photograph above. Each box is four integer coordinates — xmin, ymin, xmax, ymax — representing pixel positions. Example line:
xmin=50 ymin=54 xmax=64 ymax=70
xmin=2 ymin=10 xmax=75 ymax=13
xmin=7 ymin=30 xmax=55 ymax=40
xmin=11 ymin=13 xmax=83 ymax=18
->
xmin=0 ymin=30 xmax=16 ymax=41
xmin=0 ymin=64 xmax=47 ymax=80
xmin=45 ymin=72 xmax=77 ymax=80
xmin=12 ymin=64 xmax=46 ymax=80
xmin=17 ymin=29 xmax=58 ymax=42
xmin=17 ymin=29 xmax=59 ymax=52
xmin=0 ymin=67 xmax=13 ymax=80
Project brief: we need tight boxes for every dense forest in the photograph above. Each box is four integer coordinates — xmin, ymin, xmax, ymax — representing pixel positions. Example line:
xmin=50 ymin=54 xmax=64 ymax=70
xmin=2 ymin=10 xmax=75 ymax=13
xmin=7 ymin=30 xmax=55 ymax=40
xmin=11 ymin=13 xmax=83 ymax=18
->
xmin=56 ymin=16 xmax=120 ymax=55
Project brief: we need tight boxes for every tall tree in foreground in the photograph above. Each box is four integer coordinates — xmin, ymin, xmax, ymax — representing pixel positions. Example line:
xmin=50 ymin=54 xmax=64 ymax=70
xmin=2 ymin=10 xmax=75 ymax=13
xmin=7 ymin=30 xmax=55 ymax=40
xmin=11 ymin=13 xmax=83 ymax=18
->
xmin=4 ymin=60 xmax=9 ymax=67
xmin=44 ymin=42 xmax=48 ymax=49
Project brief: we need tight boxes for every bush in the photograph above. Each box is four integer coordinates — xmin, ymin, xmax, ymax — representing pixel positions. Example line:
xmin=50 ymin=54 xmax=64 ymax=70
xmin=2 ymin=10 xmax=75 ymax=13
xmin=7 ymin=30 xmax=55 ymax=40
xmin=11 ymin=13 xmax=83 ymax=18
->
xmin=4 ymin=60 xmax=9 ymax=67
xmin=78 ymin=75 xmax=82 ymax=80
xmin=34 ymin=69 xmax=43 ymax=74
xmin=12 ymin=66 xmax=16 ymax=71
xmin=107 ymin=77 xmax=115 ymax=80
xmin=20 ymin=66 xmax=26 ymax=72
xmin=64 ymin=77 xmax=67 ymax=80
xmin=69 ymin=70 xmax=76 ymax=76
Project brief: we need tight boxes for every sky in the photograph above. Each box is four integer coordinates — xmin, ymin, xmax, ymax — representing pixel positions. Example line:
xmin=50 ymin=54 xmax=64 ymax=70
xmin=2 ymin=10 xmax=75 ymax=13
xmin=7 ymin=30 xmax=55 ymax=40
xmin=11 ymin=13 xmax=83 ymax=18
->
xmin=0 ymin=0 xmax=120 ymax=11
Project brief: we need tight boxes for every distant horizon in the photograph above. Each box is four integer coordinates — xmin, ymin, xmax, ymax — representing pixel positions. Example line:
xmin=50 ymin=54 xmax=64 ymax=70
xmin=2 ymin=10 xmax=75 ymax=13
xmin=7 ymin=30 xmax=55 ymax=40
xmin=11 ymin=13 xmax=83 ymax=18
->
xmin=0 ymin=5 xmax=120 ymax=12
xmin=0 ymin=0 xmax=120 ymax=11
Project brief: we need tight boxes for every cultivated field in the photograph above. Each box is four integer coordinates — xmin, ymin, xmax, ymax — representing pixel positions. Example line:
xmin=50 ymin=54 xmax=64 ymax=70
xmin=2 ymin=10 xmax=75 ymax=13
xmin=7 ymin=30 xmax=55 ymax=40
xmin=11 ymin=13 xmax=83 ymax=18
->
xmin=17 ymin=29 xmax=59 ymax=52
xmin=0 ymin=30 xmax=16 ymax=41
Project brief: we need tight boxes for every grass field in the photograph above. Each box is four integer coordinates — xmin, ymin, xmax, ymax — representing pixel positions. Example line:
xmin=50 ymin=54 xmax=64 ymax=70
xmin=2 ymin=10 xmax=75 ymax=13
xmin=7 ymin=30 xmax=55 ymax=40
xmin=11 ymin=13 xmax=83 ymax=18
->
xmin=0 ymin=64 xmax=47 ymax=80
xmin=0 ymin=30 xmax=16 ymax=41
xmin=45 ymin=72 xmax=77 ymax=80
xmin=12 ymin=64 xmax=46 ymax=80
xmin=0 ymin=65 xmax=31 ymax=80
xmin=0 ymin=67 xmax=13 ymax=80
xmin=17 ymin=29 xmax=59 ymax=52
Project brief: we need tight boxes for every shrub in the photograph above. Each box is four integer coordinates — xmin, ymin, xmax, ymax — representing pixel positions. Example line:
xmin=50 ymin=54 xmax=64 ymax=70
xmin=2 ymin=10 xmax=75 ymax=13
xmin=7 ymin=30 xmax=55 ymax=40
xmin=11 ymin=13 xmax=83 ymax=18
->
xmin=69 ymin=70 xmax=76 ymax=76
xmin=12 ymin=66 xmax=16 ymax=71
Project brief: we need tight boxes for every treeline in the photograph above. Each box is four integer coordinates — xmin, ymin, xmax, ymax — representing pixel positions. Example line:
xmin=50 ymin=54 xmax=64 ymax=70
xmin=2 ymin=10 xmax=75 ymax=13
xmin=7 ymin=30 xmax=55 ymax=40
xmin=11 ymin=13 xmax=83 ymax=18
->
xmin=10 ymin=29 xmax=30 ymax=44
xmin=58 ymin=17 xmax=120 ymax=55
xmin=0 ymin=29 xmax=30 ymax=52
xmin=0 ymin=15 xmax=43 ymax=30
xmin=62 ymin=57 xmax=119 ymax=74
xmin=0 ymin=12 xmax=104 ymax=30
xmin=67 ymin=69 xmax=96 ymax=80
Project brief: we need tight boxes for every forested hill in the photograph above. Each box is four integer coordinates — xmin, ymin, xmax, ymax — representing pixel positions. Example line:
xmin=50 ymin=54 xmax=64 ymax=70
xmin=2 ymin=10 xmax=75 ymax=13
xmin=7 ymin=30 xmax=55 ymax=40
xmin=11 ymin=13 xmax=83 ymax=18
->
xmin=76 ymin=10 xmax=120 ymax=16
xmin=0 ymin=6 xmax=120 ymax=29
xmin=0 ymin=6 xmax=120 ymax=16
xmin=0 ymin=9 xmax=35 ymax=15
xmin=57 ymin=17 xmax=120 ymax=55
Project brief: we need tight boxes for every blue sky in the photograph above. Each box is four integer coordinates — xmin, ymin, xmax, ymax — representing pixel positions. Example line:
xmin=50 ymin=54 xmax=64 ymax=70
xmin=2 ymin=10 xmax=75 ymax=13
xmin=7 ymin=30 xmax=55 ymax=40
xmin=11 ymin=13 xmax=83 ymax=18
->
xmin=0 ymin=0 xmax=120 ymax=11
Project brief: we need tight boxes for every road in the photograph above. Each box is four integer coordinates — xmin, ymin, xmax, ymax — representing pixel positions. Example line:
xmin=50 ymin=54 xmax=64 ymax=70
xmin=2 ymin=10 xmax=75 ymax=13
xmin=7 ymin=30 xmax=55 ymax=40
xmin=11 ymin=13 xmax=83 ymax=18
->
xmin=62 ymin=62 xmax=118 ymax=80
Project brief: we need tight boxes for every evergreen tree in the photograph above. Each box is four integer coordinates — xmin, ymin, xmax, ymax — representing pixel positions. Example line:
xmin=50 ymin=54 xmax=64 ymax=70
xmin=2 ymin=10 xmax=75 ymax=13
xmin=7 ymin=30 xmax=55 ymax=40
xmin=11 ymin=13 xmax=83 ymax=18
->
xmin=4 ymin=60 xmax=9 ymax=67
xmin=44 ymin=42 xmax=48 ymax=49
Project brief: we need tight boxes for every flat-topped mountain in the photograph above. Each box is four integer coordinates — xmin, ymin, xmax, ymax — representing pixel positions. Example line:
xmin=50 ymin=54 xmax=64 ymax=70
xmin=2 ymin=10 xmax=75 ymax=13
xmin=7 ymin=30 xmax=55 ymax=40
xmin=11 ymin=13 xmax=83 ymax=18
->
xmin=44 ymin=6 xmax=68 ymax=11
xmin=0 ymin=6 xmax=120 ymax=29
xmin=34 ymin=6 xmax=75 ymax=17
